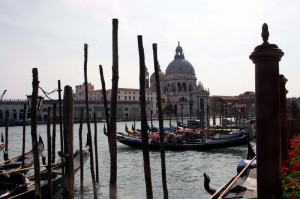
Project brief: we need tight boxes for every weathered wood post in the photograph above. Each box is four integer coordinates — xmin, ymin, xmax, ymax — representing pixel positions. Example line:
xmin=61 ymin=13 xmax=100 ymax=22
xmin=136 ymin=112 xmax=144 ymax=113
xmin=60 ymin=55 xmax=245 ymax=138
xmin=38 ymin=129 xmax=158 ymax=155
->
xmin=79 ymin=108 xmax=84 ymax=192
xmin=280 ymin=74 xmax=288 ymax=161
xmin=110 ymin=18 xmax=119 ymax=199
xmin=4 ymin=110 xmax=9 ymax=161
xmin=31 ymin=68 xmax=41 ymax=199
xmin=153 ymin=43 xmax=169 ymax=199
xmin=52 ymin=103 xmax=57 ymax=163
xmin=22 ymin=104 xmax=27 ymax=169
xmin=62 ymin=85 xmax=74 ymax=199
xmin=47 ymin=107 xmax=52 ymax=199
xmin=58 ymin=80 xmax=65 ymax=179
xmin=249 ymin=23 xmax=284 ymax=198
xmin=83 ymin=43 xmax=97 ymax=199
xmin=93 ymin=112 xmax=100 ymax=183
xmin=137 ymin=35 xmax=153 ymax=199
xmin=99 ymin=65 xmax=111 ymax=146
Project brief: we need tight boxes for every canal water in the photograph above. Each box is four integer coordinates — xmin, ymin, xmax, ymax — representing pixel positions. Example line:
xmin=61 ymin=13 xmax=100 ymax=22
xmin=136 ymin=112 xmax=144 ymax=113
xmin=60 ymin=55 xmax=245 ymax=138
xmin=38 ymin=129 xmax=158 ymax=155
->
xmin=0 ymin=120 xmax=252 ymax=199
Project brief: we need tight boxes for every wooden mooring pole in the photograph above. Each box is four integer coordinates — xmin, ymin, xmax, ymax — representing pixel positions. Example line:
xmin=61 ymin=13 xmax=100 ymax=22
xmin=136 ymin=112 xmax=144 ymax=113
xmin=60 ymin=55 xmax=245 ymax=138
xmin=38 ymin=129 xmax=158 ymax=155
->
xmin=62 ymin=86 xmax=74 ymax=199
xmin=153 ymin=43 xmax=168 ymax=199
xmin=47 ymin=107 xmax=52 ymax=199
xmin=110 ymin=18 xmax=119 ymax=199
xmin=94 ymin=112 xmax=100 ymax=183
xmin=83 ymin=43 xmax=97 ymax=199
xmin=137 ymin=35 xmax=153 ymax=199
xmin=22 ymin=104 xmax=27 ymax=169
xmin=51 ymin=102 xmax=57 ymax=163
xmin=4 ymin=110 xmax=9 ymax=161
xmin=31 ymin=68 xmax=41 ymax=199
xmin=79 ymin=108 xmax=84 ymax=192
xmin=57 ymin=80 xmax=65 ymax=186
xmin=99 ymin=65 xmax=111 ymax=146
xmin=249 ymin=23 xmax=284 ymax=198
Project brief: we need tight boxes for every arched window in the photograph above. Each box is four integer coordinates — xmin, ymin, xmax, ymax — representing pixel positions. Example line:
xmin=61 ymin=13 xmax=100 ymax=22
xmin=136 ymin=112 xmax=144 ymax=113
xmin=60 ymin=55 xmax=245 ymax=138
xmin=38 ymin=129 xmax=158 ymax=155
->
xmin=19 ymin=109 xmax=24 ymax=120
xmin=171 ymin=83 xmax=175 ymax=92
xmin=189 ymin=82 xmax=193 ymax=91
xmin=177 ymin=83 xmax=182 ymax=91
xmin=179 ymin=97 xmax=187 ymax=102
xmin=182 ymin=82 xmax=187 ymax=91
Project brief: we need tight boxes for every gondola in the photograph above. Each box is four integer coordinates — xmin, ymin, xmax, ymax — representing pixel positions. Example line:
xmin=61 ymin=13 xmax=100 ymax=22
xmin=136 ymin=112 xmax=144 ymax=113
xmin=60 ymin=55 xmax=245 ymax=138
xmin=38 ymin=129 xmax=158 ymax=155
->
xmin=0 ymin=135 xmax=44 ymax=173
xmin=204 ymin=141 xmax=256 ymax=198
xmin=0 ymin=144 xmax=90 ymax=199
xmin=117 ymin=132 xmax=249 ymax=151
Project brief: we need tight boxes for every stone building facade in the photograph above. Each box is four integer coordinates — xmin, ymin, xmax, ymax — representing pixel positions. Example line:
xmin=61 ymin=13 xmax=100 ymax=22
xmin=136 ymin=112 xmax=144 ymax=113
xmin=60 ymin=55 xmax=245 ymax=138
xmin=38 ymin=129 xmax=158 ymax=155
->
xmin=149 ymin=42 xmax=210 ymax=120
xmin=0 ymin=42 xmax=210 ymax=123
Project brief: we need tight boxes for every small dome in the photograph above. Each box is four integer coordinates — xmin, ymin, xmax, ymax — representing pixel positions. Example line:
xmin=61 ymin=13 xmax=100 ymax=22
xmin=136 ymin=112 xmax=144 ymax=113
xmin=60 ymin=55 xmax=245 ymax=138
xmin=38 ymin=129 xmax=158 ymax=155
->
xmin=165 ymin=42 xmax=195 ymax=76
xmin=150 ymin=63 xmax=165 ymax=88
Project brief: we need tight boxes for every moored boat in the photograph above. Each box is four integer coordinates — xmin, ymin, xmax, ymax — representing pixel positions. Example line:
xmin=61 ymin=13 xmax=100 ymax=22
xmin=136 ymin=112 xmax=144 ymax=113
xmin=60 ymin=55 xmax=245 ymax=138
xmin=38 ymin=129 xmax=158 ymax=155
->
xmin=0 ymin=144 xmax=90 ymax=199
xmin=204 ymin=141 xmax=257 ymax=198
xmin=117 ymin=132 xmax=249 ymax=151
xmin=0 ymin=136 xmax=44 ymax=173
xmin=0 ymin=119 xmax=31 ymax=127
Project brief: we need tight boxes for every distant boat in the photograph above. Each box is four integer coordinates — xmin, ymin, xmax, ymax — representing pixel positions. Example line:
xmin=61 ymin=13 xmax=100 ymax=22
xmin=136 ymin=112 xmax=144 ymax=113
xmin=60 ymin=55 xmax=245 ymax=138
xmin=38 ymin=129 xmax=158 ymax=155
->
xmin=117 ymin=131 xmax=249 ymax=151
xmin=0 ymin=119 xmax=31 ymax=127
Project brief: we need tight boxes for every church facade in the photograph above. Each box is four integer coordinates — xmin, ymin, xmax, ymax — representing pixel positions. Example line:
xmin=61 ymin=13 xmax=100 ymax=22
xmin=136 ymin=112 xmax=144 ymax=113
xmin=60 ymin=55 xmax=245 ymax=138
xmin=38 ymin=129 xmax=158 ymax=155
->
xmin=148 ymin=42 xmax=210 ymax=120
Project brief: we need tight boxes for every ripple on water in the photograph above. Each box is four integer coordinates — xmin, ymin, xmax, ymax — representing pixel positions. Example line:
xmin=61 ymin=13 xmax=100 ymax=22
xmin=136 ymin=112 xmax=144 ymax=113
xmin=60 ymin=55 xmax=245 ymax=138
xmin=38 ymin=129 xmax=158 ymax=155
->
xmin=3 ymin=122 xmax=250 ymax=199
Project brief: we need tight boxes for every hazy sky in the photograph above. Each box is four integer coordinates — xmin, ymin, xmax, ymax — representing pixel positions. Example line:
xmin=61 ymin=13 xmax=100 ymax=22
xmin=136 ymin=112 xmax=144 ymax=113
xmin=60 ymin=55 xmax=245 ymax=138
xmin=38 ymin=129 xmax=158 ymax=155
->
xmin=1 ymin=0 xmax=299 ymax=99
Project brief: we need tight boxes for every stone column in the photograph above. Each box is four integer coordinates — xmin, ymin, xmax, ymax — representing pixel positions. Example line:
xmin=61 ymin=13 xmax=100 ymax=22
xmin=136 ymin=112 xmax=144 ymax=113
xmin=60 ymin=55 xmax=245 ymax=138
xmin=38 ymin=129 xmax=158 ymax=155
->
xmin=291 ymin=99 xmax=298 ymax=135
xmin=249 ymin=23 xmax=284 ymax=198
xmin=280 ymin=75 xmax=288 ymax=161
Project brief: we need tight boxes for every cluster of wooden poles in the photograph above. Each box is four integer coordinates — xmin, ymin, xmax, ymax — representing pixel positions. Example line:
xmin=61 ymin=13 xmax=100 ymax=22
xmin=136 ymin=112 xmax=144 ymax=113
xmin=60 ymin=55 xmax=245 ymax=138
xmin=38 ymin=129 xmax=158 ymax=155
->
xmin=98 ymin=19 xmax=169 ymax=199
xmin=16 ymin=18 xmax=170 ymax=199
xmin=1 ymin=71 xmax=103 ymax=198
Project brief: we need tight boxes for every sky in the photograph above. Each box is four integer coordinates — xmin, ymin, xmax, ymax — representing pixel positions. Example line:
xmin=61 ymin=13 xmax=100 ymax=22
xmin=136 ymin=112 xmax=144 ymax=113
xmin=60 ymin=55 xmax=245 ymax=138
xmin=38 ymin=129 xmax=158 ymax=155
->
xmin=1 ymin=0 xmax=300 ymax=100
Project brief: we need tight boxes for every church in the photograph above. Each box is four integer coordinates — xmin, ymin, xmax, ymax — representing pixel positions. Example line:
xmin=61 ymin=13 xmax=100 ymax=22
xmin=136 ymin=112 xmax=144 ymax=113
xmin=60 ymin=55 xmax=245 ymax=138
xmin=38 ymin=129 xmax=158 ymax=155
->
xmin=148 ymin=42 xmax=210 ymax=120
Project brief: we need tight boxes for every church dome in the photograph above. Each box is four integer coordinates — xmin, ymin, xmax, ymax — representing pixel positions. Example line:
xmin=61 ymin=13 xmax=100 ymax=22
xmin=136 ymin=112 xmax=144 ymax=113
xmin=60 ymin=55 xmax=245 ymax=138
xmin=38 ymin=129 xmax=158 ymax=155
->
xmin=165 ymin=42 xmax=195 ymax=76
xmin=150 ymin=62 xmax=165 ymax=88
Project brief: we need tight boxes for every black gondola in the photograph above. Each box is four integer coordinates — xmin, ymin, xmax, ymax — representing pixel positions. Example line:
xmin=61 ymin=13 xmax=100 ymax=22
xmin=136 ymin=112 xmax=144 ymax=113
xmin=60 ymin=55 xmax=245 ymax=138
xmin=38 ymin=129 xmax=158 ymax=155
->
xmin=117 ymin=133 xmax=249 ymax=151
xmin=0 ymin=144 xmax=90 ymax=199
xmin=0 ymin=136 xmax=44 ymax=173
xmin=204 ymin=141 xmax=256 ymax=198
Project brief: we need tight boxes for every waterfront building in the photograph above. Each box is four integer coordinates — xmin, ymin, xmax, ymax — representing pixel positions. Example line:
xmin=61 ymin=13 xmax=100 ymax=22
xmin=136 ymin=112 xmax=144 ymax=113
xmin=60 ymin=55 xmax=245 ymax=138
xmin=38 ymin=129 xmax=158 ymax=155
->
xmin=209 ymin=92 xmax=256 ymax=120
xmin=148 ymin=42 xmax=210 ymax=122
xmin=72 ymin=42 xmax=210 ymax=122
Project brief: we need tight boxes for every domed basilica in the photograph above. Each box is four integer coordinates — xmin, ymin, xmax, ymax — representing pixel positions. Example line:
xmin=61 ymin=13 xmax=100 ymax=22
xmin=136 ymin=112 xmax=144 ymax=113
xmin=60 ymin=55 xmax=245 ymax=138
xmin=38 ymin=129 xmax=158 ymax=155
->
xmin=148 ymin=42 xmax=209 ymax=120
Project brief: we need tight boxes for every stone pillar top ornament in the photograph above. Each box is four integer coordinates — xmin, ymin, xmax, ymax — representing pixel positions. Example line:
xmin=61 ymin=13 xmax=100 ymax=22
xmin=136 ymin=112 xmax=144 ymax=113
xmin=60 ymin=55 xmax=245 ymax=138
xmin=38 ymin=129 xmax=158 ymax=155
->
xmin=262 ymin=23 xmax=269 ymax=44
xmin=249 ymin=23 xmax=284 ymax=63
